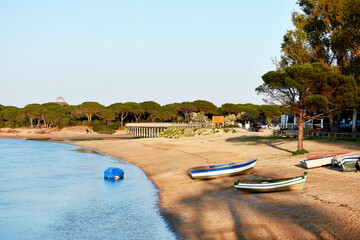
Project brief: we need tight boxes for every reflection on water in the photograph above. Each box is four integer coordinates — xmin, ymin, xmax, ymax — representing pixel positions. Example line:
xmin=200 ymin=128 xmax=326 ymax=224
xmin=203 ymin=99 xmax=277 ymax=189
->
xmin=0 ymin=138 xmax=175 ymax=240
xmin=69 ymin=147 xmax=103 ymax=155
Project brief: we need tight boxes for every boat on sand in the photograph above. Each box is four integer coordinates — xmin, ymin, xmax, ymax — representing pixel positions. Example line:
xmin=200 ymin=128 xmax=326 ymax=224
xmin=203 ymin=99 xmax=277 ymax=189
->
xmin=302 ymin=152 xmax=349 ymax=169
xmin=234 ymin=172 xmax=307 ymax=193
xmin=188 ymin=159 xmax=257 ymax=179
xmin=331 ymin=154 xmax=360 ymax=171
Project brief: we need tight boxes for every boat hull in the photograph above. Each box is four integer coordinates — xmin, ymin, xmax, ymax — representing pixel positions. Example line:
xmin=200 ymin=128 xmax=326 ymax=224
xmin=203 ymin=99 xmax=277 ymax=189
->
xmin=332 ymin=154 xmax=360 ymax=171
xmin=234 ymin=172 xmax=307 ymax=193
xmin=302 ymin=152 xmax=349 ymax=169
xmin=189 ymin=159 xmax=257 ymax=179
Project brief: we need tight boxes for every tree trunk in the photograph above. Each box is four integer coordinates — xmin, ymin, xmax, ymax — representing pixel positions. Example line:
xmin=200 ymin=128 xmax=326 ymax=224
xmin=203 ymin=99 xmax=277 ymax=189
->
xmin=29 ymin=117 xmax=33 ymax=128
xmin=329 ymin=116 xmax=334 ymax=132
xmin=134 ymin=114 xmax=141 ymax=123
xmin=335 ymin=113 xmax=341 ymax=132
xmin=42 ymin=116 xmax=47 ymax=128
xmin=297 ymin=120 xmax=304 ymax=151
xmin=352 ymin=108 xmax=357 ymax=133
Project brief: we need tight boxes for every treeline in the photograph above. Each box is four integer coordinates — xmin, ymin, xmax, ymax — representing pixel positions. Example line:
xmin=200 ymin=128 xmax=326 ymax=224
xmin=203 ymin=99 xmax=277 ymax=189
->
xmin=0 ymin=100 xmax=289 ymax=133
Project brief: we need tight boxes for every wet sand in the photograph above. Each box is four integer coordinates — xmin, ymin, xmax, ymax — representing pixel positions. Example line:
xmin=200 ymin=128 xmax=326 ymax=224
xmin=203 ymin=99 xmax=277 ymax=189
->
xmin=2 ymin=127 xmax=360 ymax=239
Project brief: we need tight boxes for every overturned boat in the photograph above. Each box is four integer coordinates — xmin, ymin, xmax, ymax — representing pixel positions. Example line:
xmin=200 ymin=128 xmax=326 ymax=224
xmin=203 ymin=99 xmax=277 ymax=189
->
xmin=302 ymin=152 xmax=349 ymax=169
xmin=332 ymin=154 xmax=360 ymax=172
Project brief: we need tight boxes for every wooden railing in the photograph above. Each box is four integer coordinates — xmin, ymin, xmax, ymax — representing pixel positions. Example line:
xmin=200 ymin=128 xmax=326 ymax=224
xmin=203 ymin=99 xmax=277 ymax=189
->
xmin=125 ymin=122 xmax=212 ymax=138
xmin=274 ymin=130 xmax=360 ymax=139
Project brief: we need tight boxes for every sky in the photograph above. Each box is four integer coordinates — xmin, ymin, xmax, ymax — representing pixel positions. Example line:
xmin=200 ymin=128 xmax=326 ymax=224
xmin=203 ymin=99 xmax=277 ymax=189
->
xmin=0 ymin=0 xmax=300 ymax=108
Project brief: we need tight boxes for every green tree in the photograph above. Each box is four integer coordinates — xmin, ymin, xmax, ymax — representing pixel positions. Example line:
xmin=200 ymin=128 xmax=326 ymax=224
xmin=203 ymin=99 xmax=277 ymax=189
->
xmin=109 ymin=103 xmax=133 ymax=128
xmin=99 ymin=107 xmax=116 ymax=125
xmin=219 ymin=103 xmax=240 ymax=115
xmin=158 ymin=104 xmax=180 ymax=122
xmin=237 ymin=104 xmax=260 ymax=119
xmin=76 ymin=102 xmax=105 ymax=122
xmin=259 ymin=105 xmax=282 ymax=124
xmin=23 ymin=104 xmax=42 ymax=128
xmin=140 ymin=101 xmax=161 ymax=122
xmin=40 ymin=103 xmax=70 ymax=128
xmin=192 ymin=100 xmax=217 ymax=114
xmin=257 ymin=63 xmax=358 ymax=151
xmin=1 ymin=106 xmax=24 ymax=128
xmin=125 ymin=102 xmax=144 ymax=123
xmin=177 ymin=102 xmax=197 ymax=123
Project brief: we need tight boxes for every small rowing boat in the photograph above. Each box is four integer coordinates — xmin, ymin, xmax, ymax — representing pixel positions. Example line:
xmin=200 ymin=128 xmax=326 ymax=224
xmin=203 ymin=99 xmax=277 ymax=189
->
xmin=302 ymin=152 xmax=349 ymax=169
xmin=331 ymin=154 xmax=360 ymax=171
xmin=234 ymin=172 xmax=307 ymax=192
xmin=188 ymin=159 xmax=257 ymax=179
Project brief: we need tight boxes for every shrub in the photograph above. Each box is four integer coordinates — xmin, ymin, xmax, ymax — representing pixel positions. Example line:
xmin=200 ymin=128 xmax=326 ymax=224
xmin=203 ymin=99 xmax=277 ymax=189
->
xmin=292 ymin=149 xmax=309 ymax=156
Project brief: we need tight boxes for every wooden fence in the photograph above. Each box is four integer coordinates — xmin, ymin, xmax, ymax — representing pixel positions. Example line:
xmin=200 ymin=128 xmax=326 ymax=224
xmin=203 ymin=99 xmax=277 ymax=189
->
xmin=274 ymin=130 xmax=360 ymax=139
xmin=125 ymin=122 xmax=212 ymax=138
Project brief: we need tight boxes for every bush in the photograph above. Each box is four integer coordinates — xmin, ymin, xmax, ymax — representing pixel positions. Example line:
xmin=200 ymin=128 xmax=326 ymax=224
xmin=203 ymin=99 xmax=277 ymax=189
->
xmin=160 ymin=127 xmax=196 ymax=138
xmin=292 ymin=149 xmax=309 ymax=156
xmin=90 ymin=120 xmax=117 ymax=134
xmin=160 ymin=127 xmax=214 ymax=138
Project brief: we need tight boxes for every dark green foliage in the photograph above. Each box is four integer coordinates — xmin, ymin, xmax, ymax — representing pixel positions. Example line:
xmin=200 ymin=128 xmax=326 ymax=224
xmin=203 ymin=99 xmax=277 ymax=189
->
xmin=237 ymin=104 xmax=260 ymax=119
xmin=177 ymin=102 xmax=198 ymax=123
xmin=90 ymin=120 xmax=117 ymax=134
xmin=0 ymin=99 xmax=288 ymax=132
xmin=140 ymin=101 xmax=161 ymax=121
xmin=219 ymin=103 xmax=240 ymax=115
xmin=192 ymin=100 xmax=217 ymax=114
xmin=158 ymin=104 xmax=180 ymax=122
xmin=258 ymin=62 xmax=359 ymax=150
xmin=0 ymin=106 xmax=26 ymax=128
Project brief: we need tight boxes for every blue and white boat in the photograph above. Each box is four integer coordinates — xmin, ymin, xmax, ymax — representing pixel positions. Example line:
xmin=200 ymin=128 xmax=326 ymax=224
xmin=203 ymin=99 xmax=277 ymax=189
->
xmin=188 ymin=159 xmax=257 ymax=179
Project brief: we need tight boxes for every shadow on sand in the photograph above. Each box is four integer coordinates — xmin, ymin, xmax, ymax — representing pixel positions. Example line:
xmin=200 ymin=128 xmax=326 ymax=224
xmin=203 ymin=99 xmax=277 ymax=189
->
xmin=226 ymin=136 xmax=296 ymax=155
xmin=160 ymin=179 xmax=358 ymax=239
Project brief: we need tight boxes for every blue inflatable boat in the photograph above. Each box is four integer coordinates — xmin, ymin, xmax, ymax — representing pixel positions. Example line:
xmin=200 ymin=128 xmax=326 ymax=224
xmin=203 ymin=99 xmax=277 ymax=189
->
xmin=104 ymin=167 xmax=124 ymax=180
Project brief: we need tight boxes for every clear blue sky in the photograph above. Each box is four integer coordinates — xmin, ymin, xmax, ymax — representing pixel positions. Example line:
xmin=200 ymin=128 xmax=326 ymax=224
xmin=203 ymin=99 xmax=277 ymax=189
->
xmin=0 ymin=0 xmax=299 ymax=107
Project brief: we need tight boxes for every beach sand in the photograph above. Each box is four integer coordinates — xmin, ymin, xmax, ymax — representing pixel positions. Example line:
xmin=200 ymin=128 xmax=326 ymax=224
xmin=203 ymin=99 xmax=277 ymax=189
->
xmin=1 ymin=127 xmax=360 ymax=239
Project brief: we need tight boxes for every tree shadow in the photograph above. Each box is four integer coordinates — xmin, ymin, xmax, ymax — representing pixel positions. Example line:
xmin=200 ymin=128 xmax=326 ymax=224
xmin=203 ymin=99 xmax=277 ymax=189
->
xmin=226 ymin=136 xmax=295 ymax=154
xmin=160 ymin=178 xmax=358 ymax=239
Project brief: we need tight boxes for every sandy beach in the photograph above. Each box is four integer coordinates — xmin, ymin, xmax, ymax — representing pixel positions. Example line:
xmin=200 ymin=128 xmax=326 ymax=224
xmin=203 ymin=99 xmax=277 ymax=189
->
xmin=1 ymin=127 xmax=360 ymax=239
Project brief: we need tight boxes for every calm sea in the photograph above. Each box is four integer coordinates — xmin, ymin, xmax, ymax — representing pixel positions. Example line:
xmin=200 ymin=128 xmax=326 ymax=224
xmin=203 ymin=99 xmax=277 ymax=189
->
xmin=0 ymin=138 xmax=176 ymax=240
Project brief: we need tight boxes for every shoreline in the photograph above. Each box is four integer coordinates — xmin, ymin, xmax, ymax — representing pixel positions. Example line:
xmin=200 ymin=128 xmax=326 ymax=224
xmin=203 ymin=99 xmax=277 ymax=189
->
xmin=2 ymin=128 xmax=360 ymax=239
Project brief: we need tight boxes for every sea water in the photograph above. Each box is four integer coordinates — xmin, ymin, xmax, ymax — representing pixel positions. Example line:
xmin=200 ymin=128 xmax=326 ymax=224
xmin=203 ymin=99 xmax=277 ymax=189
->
xmin=0 ymin=138 xmax=176 ymax=240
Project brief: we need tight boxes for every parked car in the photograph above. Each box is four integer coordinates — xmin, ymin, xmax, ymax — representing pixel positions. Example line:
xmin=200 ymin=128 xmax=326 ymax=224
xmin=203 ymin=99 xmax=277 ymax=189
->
xmin=340 ymin=122 xmax=350 ymax=129
xmin=348 ymin=120 xmax=360 ymax=128
xmin=322 ymin=122 xmax=349 ymax=130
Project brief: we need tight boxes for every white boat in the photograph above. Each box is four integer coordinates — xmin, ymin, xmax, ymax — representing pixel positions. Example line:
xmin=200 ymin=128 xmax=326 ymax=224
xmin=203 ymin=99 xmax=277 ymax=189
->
xmin=234 ymin=172 xmax=307 ymax=192
xmin=302 ymin=152 xmax=349 ymax=169
xmin=188 ymin=159 xmax=257 ymax=179
xmin=331 ymin=154 xmax=360 ymax=171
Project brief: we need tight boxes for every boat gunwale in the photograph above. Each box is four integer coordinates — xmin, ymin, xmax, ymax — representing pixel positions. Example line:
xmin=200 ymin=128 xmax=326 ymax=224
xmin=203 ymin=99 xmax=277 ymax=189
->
xmin=234 ymin=172 xmax=307 ymax=186
xmin=306 ymin=152 xmax=349 ymax=160
xmin=234 ymin=177 xmax=305 ymax=188
xmin=189 ymin=159 xmax=257 ymax=174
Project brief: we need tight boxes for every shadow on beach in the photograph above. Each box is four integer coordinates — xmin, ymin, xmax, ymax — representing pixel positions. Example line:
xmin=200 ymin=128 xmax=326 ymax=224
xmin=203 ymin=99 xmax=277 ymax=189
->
xmin=161 ymin=178 xmax=358 ymax=239
xmin=226 ymin=136 xmax=296 ymax=155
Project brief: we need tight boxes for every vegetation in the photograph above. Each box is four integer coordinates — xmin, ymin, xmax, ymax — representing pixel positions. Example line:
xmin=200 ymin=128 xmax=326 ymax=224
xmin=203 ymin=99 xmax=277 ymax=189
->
xmin=292 ymin=149 xmax=309 ymax=156
xmin=0 ymin=100 xmax=286 ymax=134
xmin=160 ymin=127 xmax=214 ymax=139
xmin=258 ymin=0 xmax=360 ymax=151
xmin=257 ymin=63 xmax=358 ymax=150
